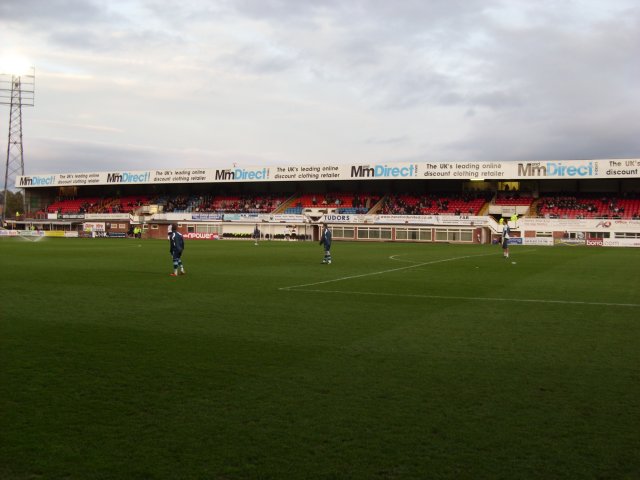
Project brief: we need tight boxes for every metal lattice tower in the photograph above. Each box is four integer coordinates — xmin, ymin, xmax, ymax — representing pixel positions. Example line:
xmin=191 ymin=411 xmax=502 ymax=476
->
xmin=1 ymin=67 xmax=35 ymax=221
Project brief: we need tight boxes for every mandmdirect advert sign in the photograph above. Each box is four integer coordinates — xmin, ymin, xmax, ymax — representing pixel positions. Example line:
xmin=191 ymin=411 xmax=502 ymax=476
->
xmin=16 ymin=158 xmax=640 ymax=188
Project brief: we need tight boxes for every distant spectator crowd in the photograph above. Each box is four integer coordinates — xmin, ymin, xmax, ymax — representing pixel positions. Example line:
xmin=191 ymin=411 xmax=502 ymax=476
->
xmin=536 ymin=193 xmax=640 ymax=219
xmin=380 ymin=192 xmax=491 ymax=216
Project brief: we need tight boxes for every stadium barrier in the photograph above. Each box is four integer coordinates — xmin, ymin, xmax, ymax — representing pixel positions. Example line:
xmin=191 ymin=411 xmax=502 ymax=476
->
xmin=6 ymin=213 xmax=640 ymax=247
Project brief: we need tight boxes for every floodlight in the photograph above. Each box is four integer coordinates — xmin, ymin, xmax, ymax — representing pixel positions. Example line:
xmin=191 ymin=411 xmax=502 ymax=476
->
xmin=0 ymin=55 xmax=31 ymax=76
xmin=1 ymin=58 xmax=35 ymax=222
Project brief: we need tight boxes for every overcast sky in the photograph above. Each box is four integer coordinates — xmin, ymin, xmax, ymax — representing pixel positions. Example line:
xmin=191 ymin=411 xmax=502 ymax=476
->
xmin=1 ymin=0 xmax=639 ymax=175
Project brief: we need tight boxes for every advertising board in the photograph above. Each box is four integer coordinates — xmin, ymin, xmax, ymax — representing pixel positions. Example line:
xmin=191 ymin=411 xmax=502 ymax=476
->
xmin=17 ymin=158 xmax=640 ymax=188
xmin=184 ymin=233 xmax=220 ymax=240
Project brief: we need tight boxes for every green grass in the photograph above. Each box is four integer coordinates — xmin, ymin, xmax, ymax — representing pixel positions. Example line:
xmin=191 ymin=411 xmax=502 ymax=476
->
xmin=1 ymin=238 xmax=639 ymax=479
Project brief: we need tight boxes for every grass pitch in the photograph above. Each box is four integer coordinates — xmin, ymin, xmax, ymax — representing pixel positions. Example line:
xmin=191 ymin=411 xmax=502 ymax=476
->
xmin=1 ymin=238 xmax=639 ymax=479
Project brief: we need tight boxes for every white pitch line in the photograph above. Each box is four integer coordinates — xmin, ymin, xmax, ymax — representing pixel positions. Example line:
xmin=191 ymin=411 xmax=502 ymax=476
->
xmin=279 ymin=252 xmax=496 ymax=291
xmin=388 ymin=248 xmax=538 ymax=264
xmin=285 ymin=288 xmax=640 ymax=308
xmin=388 ymin=254 xmax=420 ymax=263
xmin=279 ymin=249 xmax=638 ymax=308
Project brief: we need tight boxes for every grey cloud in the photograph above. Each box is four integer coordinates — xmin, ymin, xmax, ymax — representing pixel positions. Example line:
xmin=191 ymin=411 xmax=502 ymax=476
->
xmin=356 ymin=0 xmax=640 ymax=144
xmin=47 ymin=26 xmax=183 ymax=54
xmin=365 ymin=136 xmax=409 ymax=146
xmin=1 ymin=0 xmax=110 ymax=25
xmin=3 ymin=0 xmax=182 ymax=55
xmin=476 ymin=5 xmax=640 ymax=97
xmin=360 ymin=67 xmax=464 ymax=111
xmin=467 ymin=91 xmax=523 ymax=110
xmin=25 ymin=137 xmax=272 ymax=174
xmin=48 ymin=29 xmax=116 ymax=52
xmin=441 ymin=106 xmax=640 ymax=163
xmin=26 ymin=138 xmax=165 ymax=174
xmin=217 ymin=45 xmax=299 ymax=75
xmin=229 ymin=0 xmax=493 ymax=32
xmin=229 ymin=0 xmax=345 ymax=26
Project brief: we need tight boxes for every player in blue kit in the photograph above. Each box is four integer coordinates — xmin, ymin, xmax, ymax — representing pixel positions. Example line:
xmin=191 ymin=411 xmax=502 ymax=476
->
xmin=320 ymin=223 xmax=332 ymax=264
xmin=169 ymin=224 xmax=186 ymax=276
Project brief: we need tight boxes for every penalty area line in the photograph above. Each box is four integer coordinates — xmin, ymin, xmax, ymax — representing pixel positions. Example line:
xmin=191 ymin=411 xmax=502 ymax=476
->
xmin=285 ymin=288 xmax=640 ymax=308
xmin=279 ymin=252 xmax=497 ymax=291
xmin=388 ymin=248 xmax=538 ymax=265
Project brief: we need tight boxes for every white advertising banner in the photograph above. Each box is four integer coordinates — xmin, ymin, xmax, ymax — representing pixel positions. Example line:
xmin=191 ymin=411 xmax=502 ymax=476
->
xmin=370 ymin=214 xmax=489 ymax=226
xmin=434 ymin=215 xmax=489 ymax=226
xmin=520 ymin=218 xmax=640 ymax=233
xmin=16 ymin=158 xmax=640 ymax=188
xmin=267 ymin=214 xmax=307 ymax=223
xmin=522 ymin=237 xmax=554 ymax=246
xmin=153 ymin=213 xmax=197 ymax=221
xmin=84 ymin=213 xmax=131 ymax=220
xmin=191 ymin=213 xmax=223 ymax=221
xmin=372 ymin=214 xmax=439 ymax=225
xmin=604 ymin=238 xmax=640 ymax=247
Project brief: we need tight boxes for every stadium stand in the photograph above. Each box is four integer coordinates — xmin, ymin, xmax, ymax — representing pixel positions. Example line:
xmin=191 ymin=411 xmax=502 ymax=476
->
xmin=163 ymin=194 xmax=286 ymax=213
xmin=380 ymin=192 xmax=489 ymax=215
xmin=47 ymin=197 xmax=102 ymax=214
xmin=535 ymin=193 xmax=640 ymax=219
xmin=284 ymin=193 xmax=380 ymax=214
xmin=41 ymin=191 xmax=640 ymax=219
xmin=495 ymin=193 xmax=534 ymax=206
xmin=47 ymin=194 xmax=287 ymax=215
xmin=47 ymin=196 xmax=149 ymax=214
